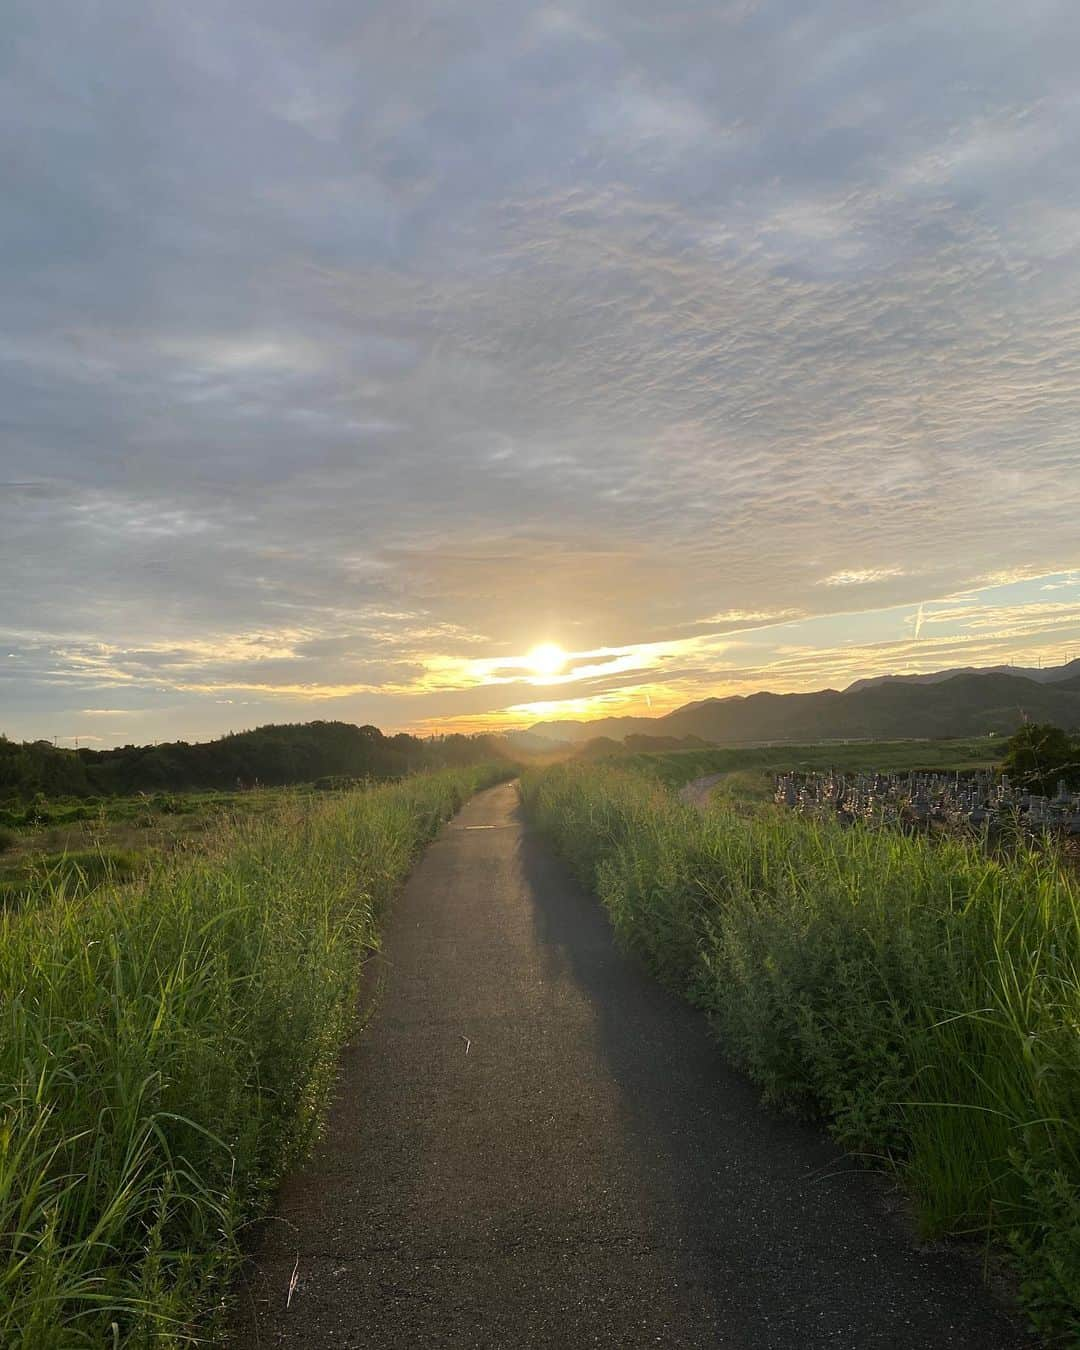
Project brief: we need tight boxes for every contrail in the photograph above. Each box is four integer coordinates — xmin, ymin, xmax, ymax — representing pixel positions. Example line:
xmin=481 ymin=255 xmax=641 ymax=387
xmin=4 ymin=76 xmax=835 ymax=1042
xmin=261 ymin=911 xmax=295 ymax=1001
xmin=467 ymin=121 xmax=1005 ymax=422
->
xmin=913 ymin=603 xmax=925 ymax=640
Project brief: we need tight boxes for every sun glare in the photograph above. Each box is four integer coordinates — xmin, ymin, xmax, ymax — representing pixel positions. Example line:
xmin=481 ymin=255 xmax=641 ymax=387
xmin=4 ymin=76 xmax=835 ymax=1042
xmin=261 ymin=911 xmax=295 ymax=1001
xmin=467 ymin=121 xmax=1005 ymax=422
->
xmin=526 ymin=642 xmax=566 ymax=677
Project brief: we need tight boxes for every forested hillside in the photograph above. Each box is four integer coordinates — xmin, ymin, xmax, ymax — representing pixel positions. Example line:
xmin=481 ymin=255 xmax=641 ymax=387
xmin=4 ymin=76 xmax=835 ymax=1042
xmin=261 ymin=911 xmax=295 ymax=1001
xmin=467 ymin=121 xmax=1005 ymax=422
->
xmin=0 ymin=721 xmax=510 ymax=799
xmin=528 ymin=671 xmax=1080 ymax=745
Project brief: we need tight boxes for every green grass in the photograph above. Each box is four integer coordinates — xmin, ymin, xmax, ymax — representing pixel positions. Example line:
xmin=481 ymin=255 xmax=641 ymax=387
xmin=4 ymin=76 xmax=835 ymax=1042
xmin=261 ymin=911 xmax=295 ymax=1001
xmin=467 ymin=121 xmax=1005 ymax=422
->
xmin=0 ymin=847 xmax=145 ymax=903
xmin=0 ymin=787 xmax=288 ymax=833
xmin=522 ymin=760 xmax=1080 ymax=1340
xmin=0 ymin=763 xmax=510 ymax=1346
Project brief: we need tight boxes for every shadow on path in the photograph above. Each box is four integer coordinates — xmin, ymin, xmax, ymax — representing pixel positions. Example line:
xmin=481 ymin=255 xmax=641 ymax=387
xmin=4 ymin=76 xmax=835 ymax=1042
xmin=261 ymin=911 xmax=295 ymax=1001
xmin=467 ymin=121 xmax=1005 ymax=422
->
xmin=516 ymin=797 xmax=1031 ymax=1349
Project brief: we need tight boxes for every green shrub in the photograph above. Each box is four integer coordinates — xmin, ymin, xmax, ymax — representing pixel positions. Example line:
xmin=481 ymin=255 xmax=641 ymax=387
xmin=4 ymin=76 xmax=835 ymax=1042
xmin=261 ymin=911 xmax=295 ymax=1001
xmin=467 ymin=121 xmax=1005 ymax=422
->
xmin=522 ymin=762 xmax=1080 ymax=1340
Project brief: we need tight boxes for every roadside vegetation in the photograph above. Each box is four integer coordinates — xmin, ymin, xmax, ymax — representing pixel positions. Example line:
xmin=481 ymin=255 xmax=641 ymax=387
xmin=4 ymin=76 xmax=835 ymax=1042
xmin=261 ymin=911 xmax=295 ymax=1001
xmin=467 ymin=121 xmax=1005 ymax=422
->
xmin=0 ymin=763 xmax=510 ymax=1346
xmin=522 ymin=759 xmax=1080 ymax=1340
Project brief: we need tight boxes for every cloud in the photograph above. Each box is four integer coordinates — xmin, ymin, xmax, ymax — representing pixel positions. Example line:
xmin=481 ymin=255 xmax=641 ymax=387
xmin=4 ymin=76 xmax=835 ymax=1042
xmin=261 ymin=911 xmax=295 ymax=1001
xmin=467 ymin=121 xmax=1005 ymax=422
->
xmin=2 ymin=1 xmax=1080 ymax=741
xmin=820 ymin=569 xmax=906 ymax=587
xmin=692 ymin=609 xmax=802 ymax=627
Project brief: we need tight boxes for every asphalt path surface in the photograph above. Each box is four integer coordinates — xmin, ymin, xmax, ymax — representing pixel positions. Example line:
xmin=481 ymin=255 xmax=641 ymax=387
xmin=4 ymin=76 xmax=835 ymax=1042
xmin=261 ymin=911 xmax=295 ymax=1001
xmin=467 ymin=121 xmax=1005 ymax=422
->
xmin=678 ymin=773 xmax=727 ymax=810
xmin=231 ymin=782 xmax=1031 ymax=1349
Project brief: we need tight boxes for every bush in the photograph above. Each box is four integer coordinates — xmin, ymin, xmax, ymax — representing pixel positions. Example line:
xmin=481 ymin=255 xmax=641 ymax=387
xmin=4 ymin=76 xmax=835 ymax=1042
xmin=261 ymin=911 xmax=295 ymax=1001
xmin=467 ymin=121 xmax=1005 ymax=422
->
xmin=522 ymin=762 xmax=1080 ymax=1340
xmin=1001 ymin=722 xmax=1080 ymax=793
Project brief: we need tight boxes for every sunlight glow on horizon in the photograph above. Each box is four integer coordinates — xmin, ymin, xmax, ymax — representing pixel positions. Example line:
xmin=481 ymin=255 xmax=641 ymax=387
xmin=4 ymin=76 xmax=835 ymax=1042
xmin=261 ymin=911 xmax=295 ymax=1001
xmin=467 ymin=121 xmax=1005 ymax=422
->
xmin=11 ymin=570 xmax=1080 ymax=747
xmin=396 ymin=575 xmax=1080 ymax=736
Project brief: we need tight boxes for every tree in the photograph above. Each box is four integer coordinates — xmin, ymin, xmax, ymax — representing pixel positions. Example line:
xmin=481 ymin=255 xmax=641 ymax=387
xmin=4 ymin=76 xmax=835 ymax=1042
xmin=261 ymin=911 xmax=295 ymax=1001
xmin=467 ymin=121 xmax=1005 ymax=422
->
xmin=1001 ymin=722 xmax=1079 ymax=794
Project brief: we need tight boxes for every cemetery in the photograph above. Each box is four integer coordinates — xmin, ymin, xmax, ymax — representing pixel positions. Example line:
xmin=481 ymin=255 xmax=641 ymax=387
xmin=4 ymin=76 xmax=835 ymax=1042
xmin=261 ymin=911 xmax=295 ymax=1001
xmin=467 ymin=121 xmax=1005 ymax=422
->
xmin=773 ymin=768 xmax=1080 ymax=838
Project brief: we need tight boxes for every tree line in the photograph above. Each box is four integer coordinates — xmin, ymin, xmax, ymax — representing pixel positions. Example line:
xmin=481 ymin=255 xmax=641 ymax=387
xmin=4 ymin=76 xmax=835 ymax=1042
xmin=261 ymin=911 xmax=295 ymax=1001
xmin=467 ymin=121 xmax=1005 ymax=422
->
xmin=0 ymin=721 xmax=512 ymax=801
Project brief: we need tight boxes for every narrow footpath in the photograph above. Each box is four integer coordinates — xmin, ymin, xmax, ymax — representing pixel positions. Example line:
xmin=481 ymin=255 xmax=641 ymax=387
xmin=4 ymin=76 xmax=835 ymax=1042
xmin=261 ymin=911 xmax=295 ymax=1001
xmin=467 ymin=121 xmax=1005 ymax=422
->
xmin=231 ymin=782 xmax=1031 ymax=1349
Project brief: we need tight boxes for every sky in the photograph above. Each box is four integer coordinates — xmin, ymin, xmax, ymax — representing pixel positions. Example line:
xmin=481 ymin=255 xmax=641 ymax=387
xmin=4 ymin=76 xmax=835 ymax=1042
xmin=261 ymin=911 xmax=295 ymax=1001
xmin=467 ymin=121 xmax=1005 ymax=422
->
xmin=3 ymin=1 xmax=1080 ymax=746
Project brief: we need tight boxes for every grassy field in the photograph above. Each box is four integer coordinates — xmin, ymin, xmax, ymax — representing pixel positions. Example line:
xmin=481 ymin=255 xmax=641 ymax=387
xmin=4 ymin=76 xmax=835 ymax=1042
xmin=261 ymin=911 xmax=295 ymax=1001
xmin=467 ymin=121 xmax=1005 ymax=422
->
xmin=522 ymin=759 xmax=1080 ymax=1341
xmin=612 ymin=736 xmax=1003 ymax=804
xmin=0 ymin=787 xmax=361 ymax=907
xmin=0 ymin=764 xmax=510 ymax=1346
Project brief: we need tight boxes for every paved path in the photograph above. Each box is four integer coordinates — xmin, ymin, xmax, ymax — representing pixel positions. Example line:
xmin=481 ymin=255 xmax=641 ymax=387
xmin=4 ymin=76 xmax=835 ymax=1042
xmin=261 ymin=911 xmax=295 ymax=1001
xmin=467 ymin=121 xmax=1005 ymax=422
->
xmin=231 ymin=782 xmax=1031 ymax=1349
xmin=678 ymin=773 xmax=727 ymax=810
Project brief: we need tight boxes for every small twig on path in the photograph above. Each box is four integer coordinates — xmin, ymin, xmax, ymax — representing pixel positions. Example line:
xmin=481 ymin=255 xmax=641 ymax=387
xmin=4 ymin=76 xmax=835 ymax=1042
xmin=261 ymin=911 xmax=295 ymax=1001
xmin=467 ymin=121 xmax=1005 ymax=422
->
xmin=286 ymin=1255 xmax=300 ymax=1309
xmin=460 ymin=1034 xmax=472 ymax=1054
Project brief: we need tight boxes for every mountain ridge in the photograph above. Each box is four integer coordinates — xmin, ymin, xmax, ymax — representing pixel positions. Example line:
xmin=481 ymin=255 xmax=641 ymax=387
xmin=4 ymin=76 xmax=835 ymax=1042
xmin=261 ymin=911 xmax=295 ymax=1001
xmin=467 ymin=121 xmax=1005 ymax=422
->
xmin=521 ymin=660 xmax=1080 ymax=747
xmin=846 ymin=657 xmax=1080 ymax=692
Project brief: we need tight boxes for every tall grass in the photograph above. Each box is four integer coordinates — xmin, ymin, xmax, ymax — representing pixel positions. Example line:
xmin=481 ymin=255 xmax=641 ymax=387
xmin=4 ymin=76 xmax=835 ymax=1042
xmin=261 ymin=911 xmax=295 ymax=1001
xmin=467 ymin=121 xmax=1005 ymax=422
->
xmin=0 ymin=765 xmax=508 ymax=1346
xmin=522 ymin=762 xmax=1080 ymax=1340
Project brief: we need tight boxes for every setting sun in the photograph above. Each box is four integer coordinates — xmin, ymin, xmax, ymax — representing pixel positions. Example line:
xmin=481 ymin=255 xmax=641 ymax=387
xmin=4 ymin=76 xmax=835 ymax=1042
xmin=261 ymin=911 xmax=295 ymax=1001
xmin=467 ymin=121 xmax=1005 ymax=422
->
xmin=526 ymin=642 xmax=566 ymax=678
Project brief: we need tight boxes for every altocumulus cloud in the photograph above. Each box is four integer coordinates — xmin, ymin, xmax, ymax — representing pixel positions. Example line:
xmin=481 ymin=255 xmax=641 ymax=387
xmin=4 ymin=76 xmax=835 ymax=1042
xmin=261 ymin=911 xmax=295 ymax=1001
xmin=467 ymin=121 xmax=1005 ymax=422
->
xmin=2 ymin=0 xmax=1080 ymax=741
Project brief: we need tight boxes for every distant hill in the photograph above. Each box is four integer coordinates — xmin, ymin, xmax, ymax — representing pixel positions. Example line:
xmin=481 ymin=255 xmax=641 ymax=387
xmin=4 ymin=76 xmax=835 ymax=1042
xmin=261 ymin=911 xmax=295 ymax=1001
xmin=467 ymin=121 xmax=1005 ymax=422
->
xmin=505 ymin=729 xmax=574 ymax=754
xmin=0 ymin=721 xmax=510 ymax=800
xmin=527 ymin=668 xmax=1080 ymax=747
xmin=846 ymin=657 xmax=1080 ymax=692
